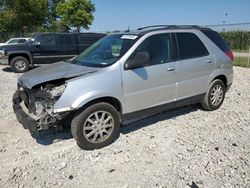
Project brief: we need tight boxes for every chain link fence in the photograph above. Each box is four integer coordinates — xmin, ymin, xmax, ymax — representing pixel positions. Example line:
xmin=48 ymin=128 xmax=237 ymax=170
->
xmin=1 ymin=23 xmax=250 ymax=68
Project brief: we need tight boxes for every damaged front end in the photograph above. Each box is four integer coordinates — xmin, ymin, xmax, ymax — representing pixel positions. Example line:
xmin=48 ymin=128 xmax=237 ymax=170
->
xmin=13 ymin=80 xmax=69 ymax=132
xmin=12 ymin=61 xmax=101 ymax=132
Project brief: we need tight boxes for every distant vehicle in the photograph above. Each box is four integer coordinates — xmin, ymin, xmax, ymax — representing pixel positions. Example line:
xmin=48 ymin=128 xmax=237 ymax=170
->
xmin=0 ymin=38 xmax=30 ymax=46
xmin=0 ymin=33 xmax=106 ymax=72
xmin=13 ymin=25 xmax=233 ymax=150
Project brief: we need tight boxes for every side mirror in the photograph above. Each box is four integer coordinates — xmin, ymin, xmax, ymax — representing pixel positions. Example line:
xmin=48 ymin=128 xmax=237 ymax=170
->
xmin=124 ymin=52 xmax=150 ymax=70
xmin=33 ymin=41 xmax=40 ymax=47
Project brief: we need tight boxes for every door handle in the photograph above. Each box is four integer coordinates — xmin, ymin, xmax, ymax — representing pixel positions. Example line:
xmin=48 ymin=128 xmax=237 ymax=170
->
xmin=206 ymin=60 xmax=212 ymax=64
xmin=167 ymin=67 xmax=175 ymax=71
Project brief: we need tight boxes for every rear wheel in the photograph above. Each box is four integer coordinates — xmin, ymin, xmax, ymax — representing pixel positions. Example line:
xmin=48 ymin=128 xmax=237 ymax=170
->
xmin=71 ymin=102 xmax=120 ymax=150
xmin=10 ymin=56 xmax=30 ymax=73
xmin=201 ymin=79 xmax=226 ymax=111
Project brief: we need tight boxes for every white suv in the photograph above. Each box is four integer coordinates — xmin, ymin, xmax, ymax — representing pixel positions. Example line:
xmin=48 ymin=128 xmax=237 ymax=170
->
xmin=13 ymin=25 xmax=233 ymax=150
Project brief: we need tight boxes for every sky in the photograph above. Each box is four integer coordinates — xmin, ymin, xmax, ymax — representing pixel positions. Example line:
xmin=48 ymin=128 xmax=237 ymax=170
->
xmin=89 ymin=0 xmax=250 ymax=31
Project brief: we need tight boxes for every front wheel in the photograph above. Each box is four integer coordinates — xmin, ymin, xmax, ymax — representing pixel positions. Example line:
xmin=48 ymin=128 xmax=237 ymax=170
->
xmin=200 ymin=79 xmax=226 ymax=111
xmin=71 ymin=103 xmax=120 ymax=150
xmin=10 ymin=56 xmax=30 ymax=73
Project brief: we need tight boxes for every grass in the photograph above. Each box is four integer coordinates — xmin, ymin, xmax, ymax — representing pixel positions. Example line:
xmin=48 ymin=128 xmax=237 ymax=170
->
xmin=233 ymin=57 xmax=249 ymax=67
xmin=233 ymin=49 xmax=250 ymax=53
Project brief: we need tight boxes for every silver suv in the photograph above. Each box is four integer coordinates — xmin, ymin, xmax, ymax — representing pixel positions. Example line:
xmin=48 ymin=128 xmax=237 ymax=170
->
xmin=13 ymin=25 xmax=233 ymax=150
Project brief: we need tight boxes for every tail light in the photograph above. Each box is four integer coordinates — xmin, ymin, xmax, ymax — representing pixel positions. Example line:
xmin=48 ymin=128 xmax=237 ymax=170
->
xmin=225 ymin=51 xmax=234 ymax=60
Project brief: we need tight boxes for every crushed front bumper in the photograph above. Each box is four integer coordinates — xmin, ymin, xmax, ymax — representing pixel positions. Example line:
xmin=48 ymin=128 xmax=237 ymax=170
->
xmin=13 ymin=91 xmax=38 ymax=132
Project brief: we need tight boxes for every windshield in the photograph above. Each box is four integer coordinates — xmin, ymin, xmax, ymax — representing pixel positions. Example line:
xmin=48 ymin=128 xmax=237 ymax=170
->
xmin=71 ymin=34 xmax=137 ymax=67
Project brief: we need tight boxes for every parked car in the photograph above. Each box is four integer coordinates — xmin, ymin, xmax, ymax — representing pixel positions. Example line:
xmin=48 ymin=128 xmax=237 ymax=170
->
xmin=13 ymin=25 xmax=233 ymax=150
xmin=0 ymin=32 xmax=106 ymax=72
xmin=0 ymin=38 xmax=30 ymax=46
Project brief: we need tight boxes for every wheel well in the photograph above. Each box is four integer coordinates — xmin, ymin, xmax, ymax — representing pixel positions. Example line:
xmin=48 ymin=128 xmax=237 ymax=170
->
xmin=82 ymin=97 xmax=122 ymax=114
xmin=213 ymin=75 xmax=227 ymax=87
xmin=8 ymin=54 xmax=30 ymax=65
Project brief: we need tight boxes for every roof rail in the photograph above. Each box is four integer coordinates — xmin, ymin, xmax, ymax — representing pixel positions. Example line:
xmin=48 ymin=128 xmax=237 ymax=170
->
xmin=137 ymin=25 xmax=201 ymax=30
xmin=137 ymin=25 xmax=175 ymax=30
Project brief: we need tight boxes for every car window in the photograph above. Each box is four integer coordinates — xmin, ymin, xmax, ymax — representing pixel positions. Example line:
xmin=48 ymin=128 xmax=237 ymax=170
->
xmin=201 ymin=30 xmax=230 ymax=52
xmin=128 ymin=33 xmax=172 ymax=65
xmin=7 ymin=39 xmax=19 ymax=44
xmin=78 ymin=35 xmax=99 ymax=44
xmin=73 ymin=34 xmax=136 ymax=67
xmin=37 ymin=35 xmax=56 ymax=45
xmin=58 ymin=35 xmax=74 ymax=45
xmin=18 ymin=39 xmax=27 ymax=43
xmin=176 ymin=33 xmax=209 ymax=60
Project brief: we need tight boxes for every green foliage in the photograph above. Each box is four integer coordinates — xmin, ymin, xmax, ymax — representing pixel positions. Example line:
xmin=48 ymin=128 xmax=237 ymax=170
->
xmin=0 ymin=9 xmax=16 ymax=33
xmin=0 ymin=0 xmax=95 ymax=40
xmin=56 ymin=0 xmax=95 ymax=31
xmin=46 ymin=0 xmax=66 ymax=32
xmin=0 ymin=0 xmax=48 ymax=37
xmin=233 ymin=57 xmax=249 ymax=68
xmin=220 ymin=31 xmax=250 ymax=51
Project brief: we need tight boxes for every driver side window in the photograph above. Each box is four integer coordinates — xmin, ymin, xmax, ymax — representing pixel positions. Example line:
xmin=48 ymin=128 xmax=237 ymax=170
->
xmin=37 ymin=35 xmax=56 ymax=45
xmin=128 ymin=33 xmax=172 ymax=65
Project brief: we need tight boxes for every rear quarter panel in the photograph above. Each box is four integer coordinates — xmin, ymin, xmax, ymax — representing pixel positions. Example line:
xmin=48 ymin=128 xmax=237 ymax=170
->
xmin=198 ymin=31 xmax=233 ymax=89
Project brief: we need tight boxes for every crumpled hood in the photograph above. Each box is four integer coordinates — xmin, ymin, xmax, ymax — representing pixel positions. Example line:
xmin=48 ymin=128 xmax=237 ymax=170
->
xmin=18 ymin=61 xmax=101 ymax=89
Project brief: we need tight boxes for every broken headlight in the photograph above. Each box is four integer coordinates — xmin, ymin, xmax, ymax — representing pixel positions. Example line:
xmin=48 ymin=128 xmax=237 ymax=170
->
xmin=31 ymin=83 xmax=66 ymax=116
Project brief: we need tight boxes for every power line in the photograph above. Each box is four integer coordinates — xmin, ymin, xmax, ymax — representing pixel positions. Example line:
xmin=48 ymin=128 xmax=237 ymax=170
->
xmin=204 ymin=22 xmax=250 ymax=27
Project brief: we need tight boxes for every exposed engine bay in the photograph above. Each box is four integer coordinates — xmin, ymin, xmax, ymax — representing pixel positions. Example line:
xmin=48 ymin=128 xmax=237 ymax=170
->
xmin=12 ymin=61 xmax=101 ymax=132
xmin=14 ymin=80 xmax=69 ymax=131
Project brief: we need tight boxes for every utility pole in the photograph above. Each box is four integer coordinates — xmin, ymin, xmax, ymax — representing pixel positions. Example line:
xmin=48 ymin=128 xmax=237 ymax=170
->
xmin=247 ymin=45 xmax=250 ymax=68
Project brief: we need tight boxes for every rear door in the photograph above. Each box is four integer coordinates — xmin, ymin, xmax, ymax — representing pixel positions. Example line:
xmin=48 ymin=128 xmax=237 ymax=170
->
xmin=122 ymin=33 xmax=177 ymax=113
xmin=57 ymin=34 xmax=78 ymax=61
xmin=175 ymin=32 xmax=214 ymax=100
xmin=32 ymin=34 xmax=59 ymax=64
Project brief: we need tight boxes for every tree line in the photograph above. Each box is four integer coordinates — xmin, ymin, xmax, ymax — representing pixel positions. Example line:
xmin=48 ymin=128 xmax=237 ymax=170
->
xmin=220 ymin=31 xmax=250 ymax=51
xmin=0 ymin=0 xmax=95 ymax=41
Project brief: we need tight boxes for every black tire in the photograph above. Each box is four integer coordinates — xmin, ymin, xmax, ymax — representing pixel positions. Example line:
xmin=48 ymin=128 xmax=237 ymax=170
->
xmin=10 ymin=56 xmax=30 ymax=73
xmin=200 ymin=79 xmax=226 ymax=111
xmin=71 ymin=102 xmax=120 ymax=150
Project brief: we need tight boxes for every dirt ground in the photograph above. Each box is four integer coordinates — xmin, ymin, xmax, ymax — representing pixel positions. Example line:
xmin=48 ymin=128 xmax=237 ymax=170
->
xmin=0 ymin=65 xmax=249 ymax=188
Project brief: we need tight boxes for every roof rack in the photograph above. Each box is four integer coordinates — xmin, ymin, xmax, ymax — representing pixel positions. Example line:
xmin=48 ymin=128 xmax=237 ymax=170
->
xmin=137 ymin=25 xmax=174 ymax=30
xmin=137 ymin=25 xmax=201 ymax=30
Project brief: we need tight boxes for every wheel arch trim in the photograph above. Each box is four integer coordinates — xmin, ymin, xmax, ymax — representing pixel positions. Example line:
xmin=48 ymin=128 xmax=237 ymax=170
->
xmin=7 ymin=51 xmax=33 ymax=65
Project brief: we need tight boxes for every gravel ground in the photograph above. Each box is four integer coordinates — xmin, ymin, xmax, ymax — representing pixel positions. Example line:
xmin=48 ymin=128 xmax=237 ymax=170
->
xmin=0 ymin=65 xmax=249 ymax=188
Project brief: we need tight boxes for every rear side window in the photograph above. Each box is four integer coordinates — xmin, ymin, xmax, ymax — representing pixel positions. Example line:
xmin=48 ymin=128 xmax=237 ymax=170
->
xmin=58 ymin=35 xmax=75 ymax=45
xmin=78 ymin=35 xmax=100 ymax=44
xmin=176 ymin=33 xmax=209 ymax=60
xmin=201 ymin=29 xmax=230 ymax=52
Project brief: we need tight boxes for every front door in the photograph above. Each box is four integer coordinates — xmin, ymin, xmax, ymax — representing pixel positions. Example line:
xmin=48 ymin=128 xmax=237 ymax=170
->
xmin=122 ymin=33 xmax=177 ymax=113
xmin=32 ymin=34 xmax=59 ymax=64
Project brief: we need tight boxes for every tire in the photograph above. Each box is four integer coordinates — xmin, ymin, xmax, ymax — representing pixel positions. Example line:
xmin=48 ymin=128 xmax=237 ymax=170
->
xmin=71 ymin=102 xmax=120 ymax=150
xmin=10 ymin=56 xmax=30 ymax=73
xmin=200 ymin=79 xmax=226 ymax=111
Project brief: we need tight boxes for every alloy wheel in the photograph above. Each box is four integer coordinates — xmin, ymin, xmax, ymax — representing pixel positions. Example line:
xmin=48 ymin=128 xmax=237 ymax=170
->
xmin=83 ymin=111 xmax=114 ymax=143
